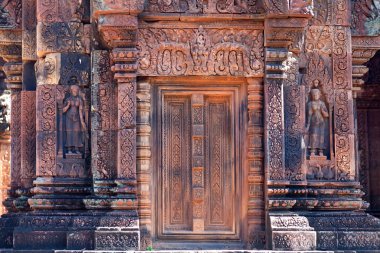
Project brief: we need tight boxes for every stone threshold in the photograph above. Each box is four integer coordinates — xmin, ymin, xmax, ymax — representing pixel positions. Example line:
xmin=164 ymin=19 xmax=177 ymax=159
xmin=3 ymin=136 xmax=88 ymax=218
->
xmin=0 ymin=250 xmax=337 ymax=253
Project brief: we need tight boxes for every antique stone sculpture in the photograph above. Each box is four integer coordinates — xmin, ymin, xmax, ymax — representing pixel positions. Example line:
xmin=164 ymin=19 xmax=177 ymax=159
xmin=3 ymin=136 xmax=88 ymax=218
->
xmin=306 ymin=82 xmax=329 ymax=157
xmin=63 ymin=84 xmax=86 ymax=156
xmin=306 ymin=87 xmax=329 ymax=157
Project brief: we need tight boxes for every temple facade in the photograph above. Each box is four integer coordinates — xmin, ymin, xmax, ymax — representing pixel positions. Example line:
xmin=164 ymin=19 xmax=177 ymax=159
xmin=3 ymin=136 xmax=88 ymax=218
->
xmin=0 ymin=0 xmax=379 ymax=251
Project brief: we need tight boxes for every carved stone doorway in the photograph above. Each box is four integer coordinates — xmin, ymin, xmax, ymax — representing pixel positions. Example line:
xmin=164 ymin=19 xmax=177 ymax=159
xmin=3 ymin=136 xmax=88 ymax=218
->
xmin=152 ymin=82 xmax=245 ymax=245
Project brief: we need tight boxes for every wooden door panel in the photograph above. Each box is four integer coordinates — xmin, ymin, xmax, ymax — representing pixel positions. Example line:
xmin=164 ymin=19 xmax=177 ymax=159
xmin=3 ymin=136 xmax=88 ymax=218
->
xmin=205 ymin=96 xmax=234 ymax=232
xmin=158 ymin=87 xmax=240 ymax=239
xmin=162 ymin=96 xmax=192 ymax=232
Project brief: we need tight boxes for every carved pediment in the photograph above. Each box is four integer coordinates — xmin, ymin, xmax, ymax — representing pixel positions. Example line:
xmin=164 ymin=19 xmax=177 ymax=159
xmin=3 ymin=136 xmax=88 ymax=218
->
xmin=137 ymin=26 xmax=264 ymax=77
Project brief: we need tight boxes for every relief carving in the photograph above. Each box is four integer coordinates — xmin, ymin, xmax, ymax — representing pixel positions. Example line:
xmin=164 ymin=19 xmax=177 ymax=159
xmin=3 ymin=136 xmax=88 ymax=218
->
xmin=138 ymin=27 xmax=263 ymax=77
xmin=37 ymin=0 xmax=84 ymax=23
xmin=146 ymin=0 xmax=264 ymax=13
xmin=62 ymin=85 xmax=87 ymax=157
xmin=37 ymin=22 xmax=86 ymax=58
xmin=306 ymin=85 xmax=329 ymax=157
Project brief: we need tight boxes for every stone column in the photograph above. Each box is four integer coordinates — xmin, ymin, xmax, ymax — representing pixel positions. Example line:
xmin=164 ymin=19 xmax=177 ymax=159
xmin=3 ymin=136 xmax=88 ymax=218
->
xmin=246 ymin=78 xmax=265 ymax=249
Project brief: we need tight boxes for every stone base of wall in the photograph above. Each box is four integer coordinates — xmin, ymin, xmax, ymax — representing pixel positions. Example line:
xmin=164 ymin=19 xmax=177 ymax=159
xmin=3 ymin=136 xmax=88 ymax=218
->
xmin=269 ymin=211 xmax=380 ymax=251
xmin=0 ymin=211 xmax=140 ymax=251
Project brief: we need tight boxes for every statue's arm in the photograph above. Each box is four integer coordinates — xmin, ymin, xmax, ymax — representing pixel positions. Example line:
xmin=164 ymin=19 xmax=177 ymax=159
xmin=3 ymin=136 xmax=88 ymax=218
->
xmin=62 ymin=99 xmax=70 ymax=113
xmin=321 ymin=102 xmax=329 ymax=118
xmin=79 ymin=100 xmax=86 ymax=129
xmin=306 ymin=102 xmax=312 ymax=131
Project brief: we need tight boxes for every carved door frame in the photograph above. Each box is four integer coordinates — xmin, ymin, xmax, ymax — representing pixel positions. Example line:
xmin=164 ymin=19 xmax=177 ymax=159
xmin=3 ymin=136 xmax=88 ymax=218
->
xmin=149 ymin=77 xmax=248 ymax=246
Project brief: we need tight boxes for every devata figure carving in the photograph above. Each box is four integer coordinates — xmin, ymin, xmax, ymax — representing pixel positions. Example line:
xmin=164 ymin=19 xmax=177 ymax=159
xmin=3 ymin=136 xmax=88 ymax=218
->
xmin=306 ymin=82 xmax=329 ymax=157
xmin=63 ymin=85 xmax=86 ymax=155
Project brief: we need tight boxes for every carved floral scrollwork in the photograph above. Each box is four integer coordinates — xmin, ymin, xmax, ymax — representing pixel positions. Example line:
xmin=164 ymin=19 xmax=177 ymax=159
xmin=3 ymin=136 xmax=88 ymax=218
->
xmin=138 ymin=27 xmax=264 ymax=77
xmin=146 ymin=0 xmax=264 ymax=13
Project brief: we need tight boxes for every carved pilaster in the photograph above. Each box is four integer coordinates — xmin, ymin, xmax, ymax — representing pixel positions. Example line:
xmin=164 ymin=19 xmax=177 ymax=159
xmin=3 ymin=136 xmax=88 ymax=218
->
xmin=246 ymin=78 xmax=265 ymax=249
xmin=92 ymin=3 xmax=142 ymax=248
xmin=84 ymin=50 xmax=117 ymax=210
xmin=111 ymin=48 xmax=138 ymax=210
xmin=136 ymin=80 xmax=152 ymax=249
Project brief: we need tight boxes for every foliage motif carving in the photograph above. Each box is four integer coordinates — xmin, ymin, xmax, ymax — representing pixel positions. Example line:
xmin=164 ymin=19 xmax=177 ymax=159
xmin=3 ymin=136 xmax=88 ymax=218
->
xmin=138 ymin=27 xmax=263 ymax=77
xmin=119 ymin=129 xmax=136 ymax=179
xmin=37 ymin=22 xmax=86 ymax=57
xmin=118 ymin=82 xmax=136 ymax=129
xmin=283 ymin=56 xmax=304 ymax=181
xmin=20 ymin=91 xmax=36 ymax=185
xmin=37 ymin=0 xmax=84 ymax=22
xmin=10 ymin=91 xmax=21 ymax=185
xmin=305 ymin=26 xmax=332 ymax=54
xmin=266 ymin=79 xmax=284 ymax=180
xmin=146 ymin=0 xmax=264 ymax=13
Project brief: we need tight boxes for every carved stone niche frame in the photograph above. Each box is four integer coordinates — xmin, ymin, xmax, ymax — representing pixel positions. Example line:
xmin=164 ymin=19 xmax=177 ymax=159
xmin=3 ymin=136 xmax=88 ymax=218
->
xmin=302 ymin=52 xmax=335 ymax=181
xmin=147 ymin=76 xmax=250 ymax=248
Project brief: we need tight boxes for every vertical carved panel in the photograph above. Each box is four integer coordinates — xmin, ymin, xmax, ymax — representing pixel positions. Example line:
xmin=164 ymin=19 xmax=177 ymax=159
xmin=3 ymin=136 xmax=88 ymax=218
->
xmin=22 ymin=0 xmax=37 ymax=60
xmin=191 ymin=94 xmax=205 ymax=232
xmin=36 ymin=85 xmax=57 ymax=177
xmin=284 ymin=56 xmax=304 ymax=181
xmin=10 ymin=90 xmax=21 ymax=187
xmin=357 ymin=109 xmax=369 ymax=201
xmin=266 ymin=79 xmax=285 ymax=180
xmin=20 ymin=91 xmax=36 ymax=188
xmin=333 ymin=26 xmax=355 ymax=181
xmin=91 ymin=50 xmax=117 ymax=181
xmin=162 ymin=96 xmax=191 ymax=231
xmin=205 ymin=97 xmax=233 ymax=231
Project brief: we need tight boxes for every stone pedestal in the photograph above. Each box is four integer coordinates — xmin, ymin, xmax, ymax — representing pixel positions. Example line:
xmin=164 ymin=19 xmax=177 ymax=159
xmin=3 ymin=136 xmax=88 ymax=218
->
xmin=269 ymin=211 xmax=380 ymax=251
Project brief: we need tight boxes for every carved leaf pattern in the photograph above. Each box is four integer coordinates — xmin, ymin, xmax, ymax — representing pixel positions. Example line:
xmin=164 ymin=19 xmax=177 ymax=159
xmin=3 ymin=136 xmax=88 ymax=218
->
xmin=138 ymin=27 xmax=263 ymax=77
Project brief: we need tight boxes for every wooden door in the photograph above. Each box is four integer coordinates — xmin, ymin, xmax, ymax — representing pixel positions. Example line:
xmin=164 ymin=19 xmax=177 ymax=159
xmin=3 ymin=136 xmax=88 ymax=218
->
xmin=156 ymin=86 xmax=241 ymax=240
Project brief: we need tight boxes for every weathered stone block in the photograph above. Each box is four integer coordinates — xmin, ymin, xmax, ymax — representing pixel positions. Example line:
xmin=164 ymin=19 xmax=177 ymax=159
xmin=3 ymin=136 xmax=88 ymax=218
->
xmin=36 ymin=131 xmax=57 ymax=177
xmin=91 ymin=50 xmax=112 ymax=85
xmin=67 ymin=230 xmax=94 ymax=250
xmin=95 ymin=231 xmax=139 ymax=250
xmin=36 ymin=53 xmax=90 ymax=86
xmin=91 ymin=130 xmax=117 ymax=180
xmin=37 ymin=0 xmax=85 ymax=23
xmin=272 ymin=231 xmax=317 ymax=251
xmin=36 ymin=22 xmax=87 ymax=58
xmin=14 ymin=231 xmax=67 ymax=250
xmin=91 ymin=83 xmax=117 ymax=131
xmin=92 ymin=0 xmax=144 ymax=15
xmin=36 ymin=85 xmax=57 ymax=131
xmin=0 ymin=228 xmax=13 ymax=248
